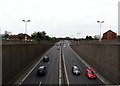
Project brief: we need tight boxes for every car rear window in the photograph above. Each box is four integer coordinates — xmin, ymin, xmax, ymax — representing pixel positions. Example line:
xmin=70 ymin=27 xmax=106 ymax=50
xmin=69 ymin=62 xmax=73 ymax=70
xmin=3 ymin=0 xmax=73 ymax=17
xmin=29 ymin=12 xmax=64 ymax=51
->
xmin=88 ymin=71 xmax=94 ymax=74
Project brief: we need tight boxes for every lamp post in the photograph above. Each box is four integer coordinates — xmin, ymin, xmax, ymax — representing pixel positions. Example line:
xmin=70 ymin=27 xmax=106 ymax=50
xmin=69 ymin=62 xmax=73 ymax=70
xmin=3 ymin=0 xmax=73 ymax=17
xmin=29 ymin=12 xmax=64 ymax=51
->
xmin=77 ymin=33 xmax=80 ymax=44
xmin=0 ymin=28 xmax=1 ymax=39
xmin=22 ymin=20 xmax=30 ymax=42
xmin=97 ymin=21 xmax=104 ymax=42
xmin=0 ymin=28 xmax=2 ymax=36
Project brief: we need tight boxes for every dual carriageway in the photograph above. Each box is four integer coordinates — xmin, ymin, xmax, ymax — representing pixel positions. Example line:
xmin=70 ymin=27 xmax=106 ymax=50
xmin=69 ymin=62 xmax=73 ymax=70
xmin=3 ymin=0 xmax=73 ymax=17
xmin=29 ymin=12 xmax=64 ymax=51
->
xmin=18 ymin=40 xmax=103 ymax=86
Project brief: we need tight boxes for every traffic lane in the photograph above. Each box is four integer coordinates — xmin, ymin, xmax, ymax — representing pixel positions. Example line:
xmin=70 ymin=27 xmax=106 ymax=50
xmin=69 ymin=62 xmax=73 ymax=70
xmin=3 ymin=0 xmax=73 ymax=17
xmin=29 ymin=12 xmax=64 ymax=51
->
xmin=20 ymin=45 xmax=58 ymax=85
xmin=63 ymin=47 xmax=100 ymax=85
xmin=63 ymin=47 xmax=87 ymax=85
xmin=44 ymin=48 xmax=60 ymax=84
xmin=67 ymin=46 xmax=103 ymax=84
xmin=63 ymin=45 xmax=103 ymax=85
xmin=43 ymin=44 xmax=61 ymax=84
xmin=20 ymin=45 xmax=57 ymax=84
xmin=69 ymin=46 xmax=103 ymax=84
xmin=63 ymin=42 xmax=87 ymax=84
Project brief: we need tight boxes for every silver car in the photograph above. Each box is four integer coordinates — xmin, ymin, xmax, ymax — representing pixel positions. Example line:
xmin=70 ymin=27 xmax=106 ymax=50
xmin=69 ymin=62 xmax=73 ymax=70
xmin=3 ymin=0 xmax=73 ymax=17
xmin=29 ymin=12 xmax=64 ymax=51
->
xmin=72 ymin=65 xmax=80 ymax=75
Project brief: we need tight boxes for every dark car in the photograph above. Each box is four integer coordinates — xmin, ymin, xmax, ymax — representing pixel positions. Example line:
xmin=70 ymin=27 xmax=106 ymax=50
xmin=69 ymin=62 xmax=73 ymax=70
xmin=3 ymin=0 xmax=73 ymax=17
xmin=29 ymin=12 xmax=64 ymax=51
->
xmin=43 ymin=56 xmax=49 ymax=62
xmin=57 ymin=47 xmax=60 ymax=50
xmin=57 ymin=48 xmax=60 ymax=50
xmin=84 ymin=68 xmax=96 ymax=79
xmin=37 ymin=66 xmax=46 ymax=76
xmin=72 ymin=65 xmax=80 ymax=75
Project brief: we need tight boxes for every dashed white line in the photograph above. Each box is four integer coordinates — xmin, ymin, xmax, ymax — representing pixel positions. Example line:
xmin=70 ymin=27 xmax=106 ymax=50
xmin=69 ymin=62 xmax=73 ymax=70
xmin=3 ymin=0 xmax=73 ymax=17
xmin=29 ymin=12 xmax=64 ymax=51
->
xmin=18 ymin=82 xmax=21 ymax=86
xmin=59 ymin=46 xmax=62 ymax=86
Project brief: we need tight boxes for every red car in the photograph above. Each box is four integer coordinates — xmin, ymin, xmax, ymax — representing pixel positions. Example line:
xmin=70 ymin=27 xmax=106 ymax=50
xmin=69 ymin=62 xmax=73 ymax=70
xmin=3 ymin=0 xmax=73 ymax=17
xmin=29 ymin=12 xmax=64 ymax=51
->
xmin=84 ymin=68 xmax=96 ymax=79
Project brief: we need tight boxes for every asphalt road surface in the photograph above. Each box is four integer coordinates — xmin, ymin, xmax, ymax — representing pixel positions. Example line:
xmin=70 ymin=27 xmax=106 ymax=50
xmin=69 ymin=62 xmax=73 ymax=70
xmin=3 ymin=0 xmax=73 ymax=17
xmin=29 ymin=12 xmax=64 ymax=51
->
xmin=19 ymin=41 xmax=103 ymax=86
xmin=62 ymin=40 xmax=103 ymax=86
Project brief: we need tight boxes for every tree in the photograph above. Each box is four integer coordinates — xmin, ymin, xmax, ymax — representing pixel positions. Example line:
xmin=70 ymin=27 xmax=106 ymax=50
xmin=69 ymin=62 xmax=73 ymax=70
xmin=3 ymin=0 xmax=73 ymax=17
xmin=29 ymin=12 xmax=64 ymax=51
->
xmin=45 ymin=35 xmax=51 ymax=41
xmin=18 ymin=33 xmax=25 ymax=40
xmin=31 ymin=31 xmax=58 ymax=41
xmin=85 ymin=35 xmax=93 ymax=40
xmin=4 ymin=33 xmax=9 ymax=40
xmin=31 ymin=31 xmax=47 ymax=41
xmin=93 ymin=35 xmax=100 ymax=40
xmin=41 ymin=31 xmax=46 ymax=37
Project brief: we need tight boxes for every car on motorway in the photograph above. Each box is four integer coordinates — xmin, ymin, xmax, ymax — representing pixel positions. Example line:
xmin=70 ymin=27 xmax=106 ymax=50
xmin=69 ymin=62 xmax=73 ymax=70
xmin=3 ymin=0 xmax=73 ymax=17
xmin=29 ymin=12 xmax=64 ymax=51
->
xmin=63 ymin=44 xmax=66 ymax=47
xmin=84 ymin=68 xmax=96 ymax=79
xmin=57 ymin=47 xmax=60 ymax=50
xmin=72 ymin=65 xmax=80 ymax=75
xmin=37 ymin=65 xmax=47 ymax=76
xmin=43 ymin=56 xmax=49 ymax=62
xmin=60 ymin=43 xmax=61 ymax=46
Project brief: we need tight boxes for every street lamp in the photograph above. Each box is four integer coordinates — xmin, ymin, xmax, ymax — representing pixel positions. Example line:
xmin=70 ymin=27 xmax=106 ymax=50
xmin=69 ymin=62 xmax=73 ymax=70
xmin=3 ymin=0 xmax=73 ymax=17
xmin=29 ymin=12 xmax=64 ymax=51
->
xmin=22 ymin=20 xmax=30 ymax=42
xmin=77 ymin=33 xmax=80 ymax=44
xmin=0 ymin=28 xmax=1 ymax=39
xmin=0 ymin=28 xmax=1 ymax=35
xmin=97 ymin=21 xmax=104 ymax=42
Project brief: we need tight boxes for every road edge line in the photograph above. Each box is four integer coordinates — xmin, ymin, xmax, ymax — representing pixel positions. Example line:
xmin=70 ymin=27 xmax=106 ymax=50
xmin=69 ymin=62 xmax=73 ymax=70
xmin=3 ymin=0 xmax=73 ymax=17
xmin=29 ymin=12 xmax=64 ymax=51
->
xmin=39 ymin=81 xmax=41 ymax=86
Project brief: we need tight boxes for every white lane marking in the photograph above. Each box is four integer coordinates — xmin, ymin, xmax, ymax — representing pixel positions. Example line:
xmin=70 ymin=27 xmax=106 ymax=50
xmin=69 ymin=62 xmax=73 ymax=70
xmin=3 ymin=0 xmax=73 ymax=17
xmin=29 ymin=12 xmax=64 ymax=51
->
xmin=62 ymin=50 xmax=70 ymax=86
xmin=70 ymin=47 xmax=109 ymax=84
xmin=59 ymin=46 xmax=62 ymax=86
xmin=59 ymin=69 xmax=62 ymax=86
xmin=39 ymin=81 xmax=41 ymax=86
xmin=18 ymin=83 xmax=21 ymax=86
xmin=18 ymin=46 xmax=55 ymax=86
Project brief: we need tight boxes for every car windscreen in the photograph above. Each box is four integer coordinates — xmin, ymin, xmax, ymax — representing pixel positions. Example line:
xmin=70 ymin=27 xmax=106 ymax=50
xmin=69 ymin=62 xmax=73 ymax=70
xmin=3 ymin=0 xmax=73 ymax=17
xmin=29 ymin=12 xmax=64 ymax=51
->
xmin=44 ymin=56 xmax=48 ymax=58
xmin=74 ymin=67 xmax=79 ymax=71
xmin=39 ymin=67 xmax=44 ymax=71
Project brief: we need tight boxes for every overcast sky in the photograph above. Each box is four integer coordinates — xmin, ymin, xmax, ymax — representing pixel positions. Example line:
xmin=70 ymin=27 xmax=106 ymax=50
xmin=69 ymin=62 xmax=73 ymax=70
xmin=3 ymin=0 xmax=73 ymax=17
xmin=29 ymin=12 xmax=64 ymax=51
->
xmin=0 ymin=0 xmax=119 ymax=38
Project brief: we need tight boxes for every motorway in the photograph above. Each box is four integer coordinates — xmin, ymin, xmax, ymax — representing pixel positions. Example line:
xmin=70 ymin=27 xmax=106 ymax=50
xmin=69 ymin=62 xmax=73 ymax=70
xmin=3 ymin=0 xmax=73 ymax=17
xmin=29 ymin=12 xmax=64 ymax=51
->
xmin=19 ymin=40 xmax=103 ymax=86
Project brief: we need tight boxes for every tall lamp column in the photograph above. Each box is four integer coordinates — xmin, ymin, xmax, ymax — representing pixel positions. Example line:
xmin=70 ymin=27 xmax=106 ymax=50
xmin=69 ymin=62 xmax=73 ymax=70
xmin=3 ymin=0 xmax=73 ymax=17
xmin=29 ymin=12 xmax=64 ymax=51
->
xmin=22 ymin=20 xmax=30 ymax=42
xmin=97 ymin=21 xmax=104 ymax=42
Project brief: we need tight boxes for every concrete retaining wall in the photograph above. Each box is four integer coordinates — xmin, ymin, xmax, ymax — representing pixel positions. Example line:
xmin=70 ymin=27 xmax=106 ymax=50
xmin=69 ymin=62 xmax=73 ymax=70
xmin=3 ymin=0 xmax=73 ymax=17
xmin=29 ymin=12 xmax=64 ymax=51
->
xmin=2 ymin=43 xmax=53 ymax=84
xmin=71 ymin=43 xmax=119 ymax=84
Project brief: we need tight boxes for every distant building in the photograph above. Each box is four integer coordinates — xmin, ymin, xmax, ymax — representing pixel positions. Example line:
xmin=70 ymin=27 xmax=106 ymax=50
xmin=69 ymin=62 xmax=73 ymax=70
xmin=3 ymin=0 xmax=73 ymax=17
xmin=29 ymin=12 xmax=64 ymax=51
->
xmin=8 ymin=34 xmax=31 ymax=41
xmin=102 ymin=30 xmax=117 ymax=40
xmin=9 ymin=35 xmax=19 ymax=40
